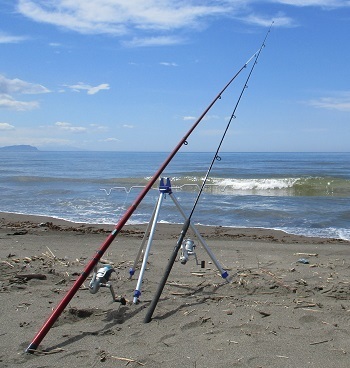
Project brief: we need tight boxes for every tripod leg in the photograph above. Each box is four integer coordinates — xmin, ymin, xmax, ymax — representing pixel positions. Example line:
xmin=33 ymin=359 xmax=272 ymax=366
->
xmin=129 ymin=203 xmax=158 ymax=278
xmin=170 ymin=193 xmax=230 ymax=281
xmin=133 ymin=193 xmax=165 ymax=304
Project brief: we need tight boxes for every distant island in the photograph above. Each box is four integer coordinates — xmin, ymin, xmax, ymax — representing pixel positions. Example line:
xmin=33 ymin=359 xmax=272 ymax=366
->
xmin=0 ymin=145 xmax=39 ymax=152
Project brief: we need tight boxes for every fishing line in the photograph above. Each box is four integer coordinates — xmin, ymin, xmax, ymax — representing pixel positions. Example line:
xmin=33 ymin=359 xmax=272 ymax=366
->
xmin=189 ymin=24 xmax=272 ymax=220
xmin=144 ymin=22 xmax=273 ymax=323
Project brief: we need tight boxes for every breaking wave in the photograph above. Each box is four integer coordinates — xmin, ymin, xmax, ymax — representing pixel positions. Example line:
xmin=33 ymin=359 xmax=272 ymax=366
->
xmin=169 ymin=176 xmax=350 ymax=197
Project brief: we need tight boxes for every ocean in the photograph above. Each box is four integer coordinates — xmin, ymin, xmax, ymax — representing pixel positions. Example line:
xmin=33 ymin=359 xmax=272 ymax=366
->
xmin=0 ymin=151 xmax=349 ymax=240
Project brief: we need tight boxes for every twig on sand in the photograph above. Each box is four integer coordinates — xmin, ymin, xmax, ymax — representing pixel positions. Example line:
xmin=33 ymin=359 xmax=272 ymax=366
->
xmin=1 ymin=260 xmax=14 ymax=268
xmin=260 ymin=268 xmax=296 ymax=292
xmin=256 ymin=310 xmax=271 ymax=318
xmin=46 ymin=246 xmax=56 ymax=258
xmin=110 ymin=355 xmax=145 ymax=365
xmin=310 ymin=339 xmax=332 ymax=345
xmin=294 ymin=300 xmax=317 ymax=309
xmin=183 ymin=309 xmax=196 ymax=316
xmin=42 ymin=246 xmax=68 ymax=266
xmin=100 ymin=258 xmax=115 ymax=265
xmin=294 ymin=252 xmax=318 ymax=257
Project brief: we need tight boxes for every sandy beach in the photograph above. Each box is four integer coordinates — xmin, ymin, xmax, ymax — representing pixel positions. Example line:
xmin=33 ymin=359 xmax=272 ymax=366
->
xmin=0 ymin=212 xmax=349 ymax=367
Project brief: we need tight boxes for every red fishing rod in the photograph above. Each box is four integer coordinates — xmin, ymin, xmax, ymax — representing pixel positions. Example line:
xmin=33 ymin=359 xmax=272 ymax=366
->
xmin=26 ymin=49 xmax=259 ymax=353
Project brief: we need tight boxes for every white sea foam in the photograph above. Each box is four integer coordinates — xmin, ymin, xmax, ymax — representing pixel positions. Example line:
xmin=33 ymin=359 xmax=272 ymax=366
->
xmin=210 ymin=177 xmax=298 ymax=191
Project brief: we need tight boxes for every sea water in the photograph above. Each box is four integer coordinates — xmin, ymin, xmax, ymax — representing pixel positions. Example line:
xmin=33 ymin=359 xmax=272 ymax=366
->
xmin=0 ymin=151 xmax=349 ymax=240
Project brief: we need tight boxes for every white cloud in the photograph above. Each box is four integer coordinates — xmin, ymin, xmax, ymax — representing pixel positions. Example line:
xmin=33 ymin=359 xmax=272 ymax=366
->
xmin=0 ymin=32 xmax=27 ymax=43
xmin=0 ymin=94 xmax=39 ymax=110
xmin=0 ymin=75 xmax=50 ymax=110
xmin=90 ymin=124 xmax=108 ymax=132
xmin=270 ymin=0 xmax=349 ymax=8
xmin=17 ymin=1 xmax=232 ymax=35
xmin=122 ymin=124 xmax=134 ymax=128
xmin=17 ymin=0 xmax=127 ymax=35
xmin=17 ymin=1 xmax=301 ymax=48
xmin=160 ymin=62 xmax=179 ymax=67
xmin=103 ymin=137 xmax=120 ymax=142
xmin=65 ymin=82 xmax=110 ymax=95
xmin=0 ymin=122 xmax=15 ymax=130
xmin=241 ymin=12 xmax=296 ymax=27
xmin=16 ymin=0 xmax=350 ymax=50
xmin=183 ymin=115 xmax=220 ymax=121
xmin=308 ymin=93 xmax=350 ymax=111
xmin=55 ymin=121 xmax=87 ymax=133
xmin=123 ymin=36 xmax=184 ymax=47
xmin=0 ymin=74 xmax=50 ymax=95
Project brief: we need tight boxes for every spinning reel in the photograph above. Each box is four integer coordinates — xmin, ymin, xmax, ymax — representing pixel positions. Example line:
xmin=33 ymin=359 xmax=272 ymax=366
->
xmin=179 ymin=238 xmax=199 ymax=265
xmin=89 ymin=264 xmax=126 ymax=305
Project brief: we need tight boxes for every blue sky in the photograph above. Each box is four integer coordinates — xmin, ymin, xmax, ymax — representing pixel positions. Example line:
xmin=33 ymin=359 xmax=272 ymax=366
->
xmin=0 ymin=1 xmax=349 ymax=152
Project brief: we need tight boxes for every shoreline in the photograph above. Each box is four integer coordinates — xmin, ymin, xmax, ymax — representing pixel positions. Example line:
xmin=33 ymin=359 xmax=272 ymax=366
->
xmin=1 ymin=211 xmax=347 ymax=244
xmin=1 ymin=211 xmax=349 ymax=367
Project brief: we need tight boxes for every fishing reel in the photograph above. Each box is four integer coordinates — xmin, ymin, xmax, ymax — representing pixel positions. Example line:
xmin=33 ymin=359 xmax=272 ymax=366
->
xmin=89 ymin=264 xmax=126 ymax=305
xmin=179 ymin=238 xmax=199 ymax=265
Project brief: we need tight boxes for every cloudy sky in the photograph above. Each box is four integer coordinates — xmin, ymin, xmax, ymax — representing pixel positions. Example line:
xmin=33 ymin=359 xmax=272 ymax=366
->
xmin=0 ymin=1 xmax=349 ymax=151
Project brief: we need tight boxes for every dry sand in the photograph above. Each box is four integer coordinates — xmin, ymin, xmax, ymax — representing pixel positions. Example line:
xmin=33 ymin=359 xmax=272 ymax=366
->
xmin=0 ymin=212 xmax=349 ymax=367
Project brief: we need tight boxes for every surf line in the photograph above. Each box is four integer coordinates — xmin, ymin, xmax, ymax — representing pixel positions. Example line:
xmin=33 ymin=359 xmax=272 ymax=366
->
xmin=144 ymin=22 xmax=274 ymax=323
xmin=26 ymin=24 xmax=273 ymax=353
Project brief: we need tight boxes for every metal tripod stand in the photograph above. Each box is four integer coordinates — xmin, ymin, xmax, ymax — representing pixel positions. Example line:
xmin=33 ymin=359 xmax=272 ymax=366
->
xmin=130 ymin=178 xmax=230 ymax=304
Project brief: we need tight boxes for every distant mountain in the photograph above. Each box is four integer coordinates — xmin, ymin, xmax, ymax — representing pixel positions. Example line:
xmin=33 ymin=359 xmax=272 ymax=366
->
xmin=0 ymin=145 xmax=39 ymax=152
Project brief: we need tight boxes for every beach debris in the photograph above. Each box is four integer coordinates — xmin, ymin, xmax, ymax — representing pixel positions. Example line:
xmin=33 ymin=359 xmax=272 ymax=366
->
xmin=256 ymin=310 xmax=271 ymax=318
xmin=191 ymin=272 xmax=205 ymax=277
xmin=294 ymin=252 xmax=318 ymax=257
xmin=15 ymin=273 xmax=47 ymax=280
xmin=110 ymin=355 xmax=145 ymax=366
xmin=97 ymin=349 xmax=145 ymax=366
xmin=99 ymin=258 xmax=115 ymax=265
xmin=55 ymin=278 xmax=67 ymax=285
xmin=294 ymin=300 xmax=317 ymax=309
xmin=42 ymin=246 xmax=69 ymax=267
xmin=297 ymin=258 xmax=310 ymax=264
xmin=16 ymin=302 xmax=31 ymax=310
xmin=1 ymin=260 xmax=14 ymax=268
xmin=310 ymin=339 xmax=333 ymax=345
xmin=200 ymin=316 xmax=211 ymax=324
xmin=331 ymin=348 xmax=347 ymax=354
xmin=260 ymin=268 xmax=296 ymax=292
xmin=7 ymin=230 xmax=28 ymax=236
xmin=183 ymin=309 xmax=196 ymax=316
xmin=295 ymin=279 xmax=308 ymax=286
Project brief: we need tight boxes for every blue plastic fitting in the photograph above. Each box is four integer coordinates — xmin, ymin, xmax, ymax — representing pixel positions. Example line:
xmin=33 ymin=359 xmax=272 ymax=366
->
xmin=221 ymin=271 xmax=229 ymax=279
xmin=134 ymin=290 xmax=141 ymax=298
